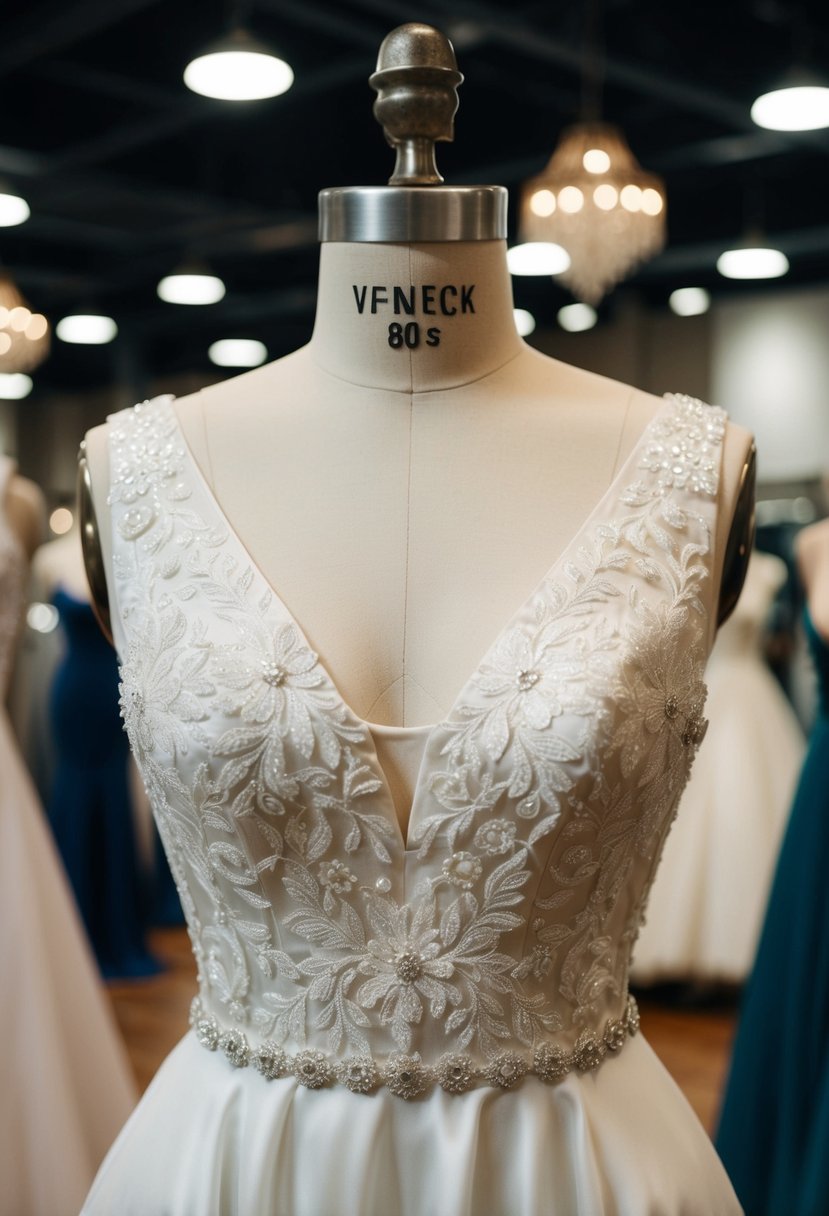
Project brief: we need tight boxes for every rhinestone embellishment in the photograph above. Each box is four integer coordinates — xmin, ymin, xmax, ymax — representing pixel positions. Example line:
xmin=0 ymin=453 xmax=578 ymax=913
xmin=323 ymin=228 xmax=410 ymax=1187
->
xmin=190 ymin=993 xmax=642 ymax=1094
xmin=338 ymin=1056 xmax=380 ymax=1094
xmin=261 ymin=661 xmax=288 ymax=687
xmin=664 ymin=694 xmax=680 ymax=720
xmin=384 ymin=1055 xmax=428 ymax=1100
xmin=394 ymin=949 xmax=423 ymax=984
xmin=294 ymin=1049 xmax=333 ymax=1089
xmin=515 ymin=667 xmax=541 ymax=691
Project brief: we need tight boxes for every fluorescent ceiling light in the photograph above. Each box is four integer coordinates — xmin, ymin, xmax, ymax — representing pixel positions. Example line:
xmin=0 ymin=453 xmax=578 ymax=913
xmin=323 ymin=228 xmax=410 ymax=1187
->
xmin=557 ymin=303 xmax=597 ymax=332
xmin=0 ymin=193 xmax=30 ymax=227
xmin=56 ymin=314 xmax=118 ymax=344
xmin=513 ymin=308 xmax=536 ymax=337
xmin=208 ymin=338 xmax=268 ymax=367
xmin=184 ymin=31 xmax=294 ymax=101
xmin=716 ymin=247 xmax=789 ymax=280
xmin=751 ymin=85 xmax=829 ymax=131
xmin=669 ymin=287 xmax=711 ymax=317
xmin=507 ymin=242 xmax=571 ymax=276
xmin=0 ymin=372 xmax=33 ymax=399
xmin=158 ymin=273 xmax=226 ymax=305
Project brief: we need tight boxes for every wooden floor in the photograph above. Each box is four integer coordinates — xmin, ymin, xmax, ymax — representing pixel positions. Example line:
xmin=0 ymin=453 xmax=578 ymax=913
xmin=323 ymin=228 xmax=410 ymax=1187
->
xmin=107 ymin=928 xmax=738 ymax=1136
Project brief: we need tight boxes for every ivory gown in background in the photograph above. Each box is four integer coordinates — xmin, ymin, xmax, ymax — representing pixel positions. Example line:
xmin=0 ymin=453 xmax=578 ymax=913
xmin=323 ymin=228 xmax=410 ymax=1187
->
xmin=0 ymin=454 xmax=137 ymax=1216
xmin=631 ymin=551 xmax=804 ymax=984
xmin=82 ymin=393 xmax=740 ymax=1216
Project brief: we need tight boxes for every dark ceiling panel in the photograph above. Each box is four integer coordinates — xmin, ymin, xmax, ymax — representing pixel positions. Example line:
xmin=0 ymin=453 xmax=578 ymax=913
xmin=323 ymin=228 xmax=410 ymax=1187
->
xmin=1 ymin=0 xmax=828 ymax=394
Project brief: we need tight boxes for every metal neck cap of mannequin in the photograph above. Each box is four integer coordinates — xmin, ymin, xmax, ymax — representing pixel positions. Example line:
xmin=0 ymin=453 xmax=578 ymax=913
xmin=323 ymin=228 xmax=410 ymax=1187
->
xmin=318 ymin=22 xmax=507 ymax=243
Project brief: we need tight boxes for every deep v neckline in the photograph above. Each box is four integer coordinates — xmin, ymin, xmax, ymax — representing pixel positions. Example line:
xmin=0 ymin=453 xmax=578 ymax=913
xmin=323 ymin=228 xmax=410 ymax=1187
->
xmin=163 ymin=395 xmax=670 ymax=848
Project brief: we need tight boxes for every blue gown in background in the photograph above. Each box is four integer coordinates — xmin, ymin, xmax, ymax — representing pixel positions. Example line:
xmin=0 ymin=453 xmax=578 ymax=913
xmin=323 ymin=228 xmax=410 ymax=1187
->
xmin=717 ymin=607 xmax=829 ymax=1216
xmin=47 ymin=588 xmax=160 ymax=978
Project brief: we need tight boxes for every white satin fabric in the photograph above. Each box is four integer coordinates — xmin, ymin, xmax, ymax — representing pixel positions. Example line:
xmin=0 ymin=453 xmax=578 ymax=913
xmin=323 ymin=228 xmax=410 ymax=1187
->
xmin=84 ymin=1031 xmax=737 ymax=1216
xmin=632 ymin=553 xmax=804 ymax=983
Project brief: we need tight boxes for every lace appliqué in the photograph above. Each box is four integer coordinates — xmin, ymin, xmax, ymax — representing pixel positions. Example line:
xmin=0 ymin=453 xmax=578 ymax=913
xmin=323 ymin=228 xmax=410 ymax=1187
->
xmin=110 ymin=390 xmax=725 ymax=1078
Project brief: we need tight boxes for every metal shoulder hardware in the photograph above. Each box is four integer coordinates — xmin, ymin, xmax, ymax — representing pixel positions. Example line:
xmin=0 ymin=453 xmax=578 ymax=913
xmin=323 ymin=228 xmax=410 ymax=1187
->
xmin=78 ymin=442 xmax=113 ymax=645
xmin=717 ymin=442 xmax=756 ymax=628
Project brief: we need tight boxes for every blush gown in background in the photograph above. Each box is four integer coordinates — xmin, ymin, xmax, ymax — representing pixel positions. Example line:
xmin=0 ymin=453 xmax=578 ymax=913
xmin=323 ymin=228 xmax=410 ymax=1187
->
xmin=717 ymin=607 xmax=829 ymax=1216
xmin=48 ymin=587 xmax=160 ymax=977
xmin=0 ymin=456 xmax=137 ymax=1216
xmin=83 ymin=394 xmax=741 ymax=1216
xmin=631 ymin=551 xmax=804 ymax=984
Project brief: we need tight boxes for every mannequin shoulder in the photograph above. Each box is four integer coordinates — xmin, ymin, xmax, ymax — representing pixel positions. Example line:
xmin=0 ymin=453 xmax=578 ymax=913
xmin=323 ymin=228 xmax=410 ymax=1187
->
xmin=4 ymin=473 xmax=46 ymax=560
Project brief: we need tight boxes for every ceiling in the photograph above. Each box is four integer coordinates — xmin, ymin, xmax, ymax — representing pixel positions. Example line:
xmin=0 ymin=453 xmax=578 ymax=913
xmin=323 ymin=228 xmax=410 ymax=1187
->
xmin=2 ymin=0 xmax=829 ymax=394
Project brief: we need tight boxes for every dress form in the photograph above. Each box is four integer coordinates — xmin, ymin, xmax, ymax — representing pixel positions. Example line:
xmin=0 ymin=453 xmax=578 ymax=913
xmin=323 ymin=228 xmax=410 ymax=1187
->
xmin=80 ymin=23 xmax=753 ymax=792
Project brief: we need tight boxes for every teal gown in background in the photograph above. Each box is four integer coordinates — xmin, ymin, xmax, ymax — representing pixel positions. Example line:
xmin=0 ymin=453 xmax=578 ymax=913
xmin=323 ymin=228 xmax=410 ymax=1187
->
xmin=717 ymin=607 xmax=829 ymax=1216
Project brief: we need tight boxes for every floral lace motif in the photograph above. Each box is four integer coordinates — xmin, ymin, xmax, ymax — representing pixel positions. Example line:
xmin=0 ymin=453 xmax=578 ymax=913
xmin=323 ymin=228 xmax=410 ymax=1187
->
xmin=109 ymin=391 xmax=725 ymax=1082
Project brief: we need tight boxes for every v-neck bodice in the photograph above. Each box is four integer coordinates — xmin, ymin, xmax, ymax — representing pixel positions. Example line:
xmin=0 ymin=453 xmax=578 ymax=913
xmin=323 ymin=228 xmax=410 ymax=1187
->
xmin=108 ymin=391 xmax=726 ymax=1095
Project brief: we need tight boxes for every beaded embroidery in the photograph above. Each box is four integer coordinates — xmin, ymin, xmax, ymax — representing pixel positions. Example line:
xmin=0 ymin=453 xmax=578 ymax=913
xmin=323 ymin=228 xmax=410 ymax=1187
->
xmin=108 ymin=391 xmax=724 ymax=1091
xmin=189 ymin=995 xmax=641 ymax=1096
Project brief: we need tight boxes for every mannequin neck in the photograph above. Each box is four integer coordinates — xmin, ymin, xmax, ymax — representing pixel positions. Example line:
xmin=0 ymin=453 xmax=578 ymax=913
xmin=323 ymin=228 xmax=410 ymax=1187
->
xmin=309 ymin=240 xmax=523 ymax=392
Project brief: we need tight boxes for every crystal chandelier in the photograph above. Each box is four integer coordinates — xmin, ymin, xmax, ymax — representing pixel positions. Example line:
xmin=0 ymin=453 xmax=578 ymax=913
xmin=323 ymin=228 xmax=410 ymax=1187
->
xmin=520 ymin=121 xmax=666 ymax=305
xmin=0 ymin=275 xmax=50 ymax=373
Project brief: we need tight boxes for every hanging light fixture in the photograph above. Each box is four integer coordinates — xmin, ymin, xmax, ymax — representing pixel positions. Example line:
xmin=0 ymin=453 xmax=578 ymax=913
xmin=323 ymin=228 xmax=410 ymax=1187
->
xmin=0 ymin=276 xmax=49 ymax=374
xmin=669 ymin=287 xmax=711 ymax=317
xmin=717 ymin=244 xmax=789 ymax=280
xmin=184 ymin=28 xmax=294 ymax=101
xmin=158 ymin=262 xmax=226 ymax=305
xmin=520 ymin=122 xmax=666 ymax=305
xmin=519 ymin=0 xmax=665 ymax=305
xmin=558 ymin=302 xmax=598 ymax=332
xmin=752 ymin=78 xmax=829 ymax=131
xmin=208 ymin=338 xmax=267 ymax=367
xmin=56 ymin=314 xmax=118 ymax=344
xmin=513 ymin=308 xmax=537 ymax=337
xmin=0 ymin=191 xmax=30 ymax=227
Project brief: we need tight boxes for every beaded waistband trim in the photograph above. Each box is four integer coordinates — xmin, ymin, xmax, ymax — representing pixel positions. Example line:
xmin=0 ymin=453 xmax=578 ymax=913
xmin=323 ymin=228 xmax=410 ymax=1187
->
xmin=189 ymin=995 xmax=640 ymax=1098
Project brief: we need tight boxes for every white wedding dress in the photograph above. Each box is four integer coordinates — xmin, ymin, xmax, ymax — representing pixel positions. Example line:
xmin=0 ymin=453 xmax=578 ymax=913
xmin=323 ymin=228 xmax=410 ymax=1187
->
xmin=632 ymin=551 xmax=805 ymax=983
xmin=0 ymin=456 xmax=137 ymax=1216
xmin=83 ymin=393 xmax=741 ymax=1215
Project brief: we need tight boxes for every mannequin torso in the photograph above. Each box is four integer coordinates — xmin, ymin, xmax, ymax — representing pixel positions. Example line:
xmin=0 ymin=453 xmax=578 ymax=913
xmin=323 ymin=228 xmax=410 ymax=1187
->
xmin=84 ymin=240 xmax=752 ymax=740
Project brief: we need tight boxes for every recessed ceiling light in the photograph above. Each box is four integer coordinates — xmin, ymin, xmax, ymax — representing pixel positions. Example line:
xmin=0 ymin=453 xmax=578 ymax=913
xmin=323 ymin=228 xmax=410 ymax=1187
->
xmin=56 ymin=314 xmax=118 ymax=344
xmin=208 ymin=338 xmax=268 ymax=367
xmin=716 ymin=247 xmax=789 ymax=280
xmin=184 ymin=30 xmax=294 ymax=101
xmin=669 ymin=287 xmax=711 ymax=317
xmin=0 ymin=192 xmax=30 ymax=227
xmin=513 ymin=308 xmax=536 ymax=337
xmin=158 ymin=271 xmax=226 ymax=305
xmin=557 ymin=303 xmax=597 ymax=332
xmin=751 ymin=84 xmax=829 ymax=131
xmin=507 ymin=242 xmax=571 ymax=276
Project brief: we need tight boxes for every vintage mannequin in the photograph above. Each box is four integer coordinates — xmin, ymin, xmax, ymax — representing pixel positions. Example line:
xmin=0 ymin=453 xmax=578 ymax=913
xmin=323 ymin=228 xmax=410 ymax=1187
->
xmin=79 ymin=25 xmax=754 ymax=828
